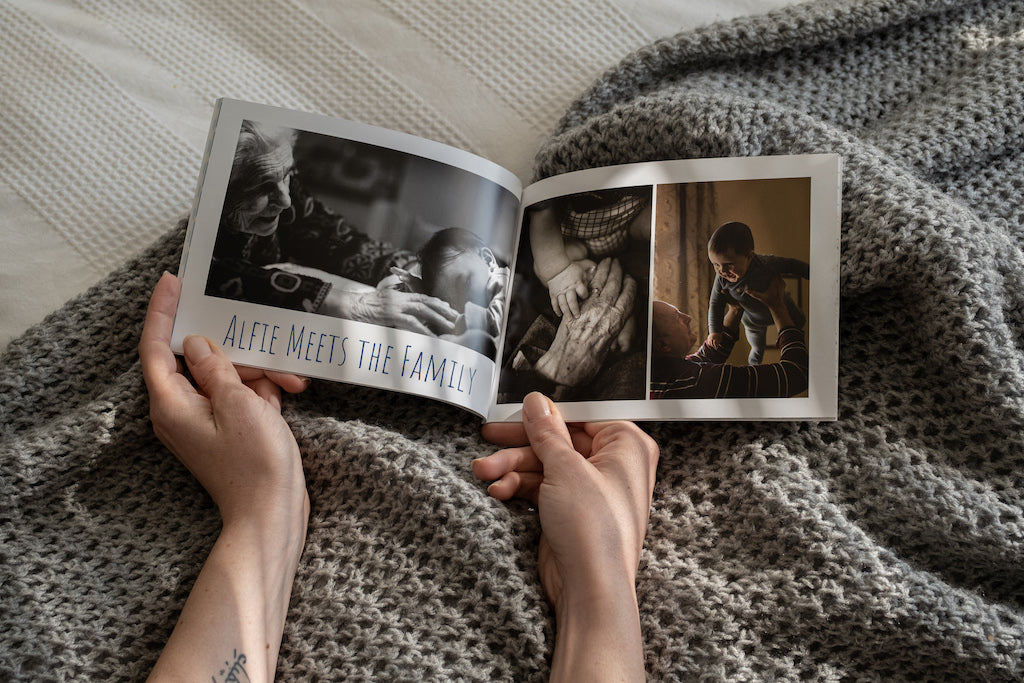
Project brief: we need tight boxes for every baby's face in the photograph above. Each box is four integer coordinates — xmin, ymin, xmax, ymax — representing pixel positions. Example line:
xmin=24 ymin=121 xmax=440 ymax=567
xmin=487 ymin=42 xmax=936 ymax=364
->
xmin=432 ymin=251 xmax=492 ymax=312
xmin=708 ymin=247 xmax=752 ymax=283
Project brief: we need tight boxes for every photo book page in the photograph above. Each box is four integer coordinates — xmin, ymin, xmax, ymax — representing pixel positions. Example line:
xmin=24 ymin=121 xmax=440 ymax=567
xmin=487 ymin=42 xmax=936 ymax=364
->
xmin=490 ymin=155 xmax=840 ymax=422
xmin=172 ymin=99 xmax=840 ymax=422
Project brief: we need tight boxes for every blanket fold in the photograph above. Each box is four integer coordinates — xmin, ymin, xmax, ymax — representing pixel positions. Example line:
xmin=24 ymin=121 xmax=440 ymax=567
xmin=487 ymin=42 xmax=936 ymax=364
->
xmin=2 ymin=0 xmax=1023 ymax=679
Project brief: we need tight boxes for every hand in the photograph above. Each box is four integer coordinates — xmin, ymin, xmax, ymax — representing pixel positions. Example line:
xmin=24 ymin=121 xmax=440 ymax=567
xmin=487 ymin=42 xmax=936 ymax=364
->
xmin=462 ymin=301 xmax=492 ymax=334
xmin=534 ymin=258 xmax=636 ymax=387
xmin=746 ymin=274 xmax=794 ymax=328
xmin=706 ymin=331 xmax=728 ymax=351
xmin=319 ymin=286 xmax=460 ymax=336
xmin=139 ymin=272 xmax=308 ymax=524
xmin=475 ymin=393 xmax=658 ymax=682
xmin=745 ymin=274 xmax=785 ymax=309
xmin=141 ymin=272 xmax=311 ymax=682
xmin=722 ymin=301 xmax=743 ymax=332
xmin=546 ymin=261 xmax=593 ymax=318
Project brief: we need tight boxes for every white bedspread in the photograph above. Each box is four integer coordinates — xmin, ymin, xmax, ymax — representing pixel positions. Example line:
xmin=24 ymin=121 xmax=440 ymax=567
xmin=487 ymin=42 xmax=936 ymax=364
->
xmin=0 ymin=0 xmax=800 ymax=350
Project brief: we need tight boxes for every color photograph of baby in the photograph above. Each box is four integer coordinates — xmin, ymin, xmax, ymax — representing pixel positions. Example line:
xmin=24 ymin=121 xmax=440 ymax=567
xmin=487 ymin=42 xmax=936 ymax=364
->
xmin=649 ymin=178 xmax=811 ymax=400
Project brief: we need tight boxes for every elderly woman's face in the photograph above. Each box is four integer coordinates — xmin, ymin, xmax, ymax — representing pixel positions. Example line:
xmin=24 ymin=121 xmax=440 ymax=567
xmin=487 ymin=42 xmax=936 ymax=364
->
xmin=228 ymin=143 xmax=295 ymax=236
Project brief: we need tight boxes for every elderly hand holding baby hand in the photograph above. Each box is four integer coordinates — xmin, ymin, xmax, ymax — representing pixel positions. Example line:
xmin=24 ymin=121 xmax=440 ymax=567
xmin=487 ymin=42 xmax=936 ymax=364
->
xmin=535 ymin=258 xmax=636 ymax=387
xmin=546 ymin=260 xmax=595 ymax=318
xmin=319 ymin=284 xmax=460 ymax=336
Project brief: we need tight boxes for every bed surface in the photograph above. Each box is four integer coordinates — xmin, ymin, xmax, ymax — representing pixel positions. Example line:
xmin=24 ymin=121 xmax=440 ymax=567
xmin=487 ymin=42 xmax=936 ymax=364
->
xmin=0 ymin=0 xmax=798 ymax=350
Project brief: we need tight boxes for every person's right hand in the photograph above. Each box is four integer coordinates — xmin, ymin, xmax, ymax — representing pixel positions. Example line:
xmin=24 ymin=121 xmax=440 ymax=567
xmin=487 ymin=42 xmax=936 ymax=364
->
xmin=320 ymin=286 xmax=460 ymax=336
xmin=475 ymin=393 xmax=658 ymax=681
xmin=476 ymin=394 xmax=658 ymax=607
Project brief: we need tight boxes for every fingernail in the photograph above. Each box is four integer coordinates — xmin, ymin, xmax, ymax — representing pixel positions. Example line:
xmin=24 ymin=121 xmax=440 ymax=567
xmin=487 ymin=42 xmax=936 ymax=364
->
xmin=523 ymin=392 xmax=551 ymax=421
xmin=183 ymin=335 xmax=212 ymax=363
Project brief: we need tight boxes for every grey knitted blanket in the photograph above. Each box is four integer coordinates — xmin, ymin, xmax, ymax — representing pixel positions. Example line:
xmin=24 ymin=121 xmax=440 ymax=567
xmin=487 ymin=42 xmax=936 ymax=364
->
xmin=3 ymin=0 xmax=1024 ymax=679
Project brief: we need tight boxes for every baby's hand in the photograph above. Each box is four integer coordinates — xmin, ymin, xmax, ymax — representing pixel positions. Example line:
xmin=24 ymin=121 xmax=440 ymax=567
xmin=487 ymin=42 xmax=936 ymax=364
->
xmin=707 ymin=331 xmax=728 ymax=350
xmin=462 ymin=302 xmax=491 ymax=334
xmin=450 ymin=313 xmax=468 ymax=336
xmin=546 ymin=262 xmax=591 ymax=318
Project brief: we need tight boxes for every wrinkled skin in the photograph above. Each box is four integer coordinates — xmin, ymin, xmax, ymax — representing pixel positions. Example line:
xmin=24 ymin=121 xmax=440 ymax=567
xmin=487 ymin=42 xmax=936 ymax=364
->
xmin=534 ymin=258 xmax=636 ymax=387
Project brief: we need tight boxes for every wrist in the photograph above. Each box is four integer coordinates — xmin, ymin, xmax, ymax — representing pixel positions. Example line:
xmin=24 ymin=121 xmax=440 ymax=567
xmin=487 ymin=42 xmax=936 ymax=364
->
xmin=220 ymin=478 xmax=310 ymax=546
xmin=538 ymin=255 xmax=572 ymax=284
xmin=221 ymin=490 xmax=309 ymax=565
xmin=551 ymin=571 xmax=644 ymax=683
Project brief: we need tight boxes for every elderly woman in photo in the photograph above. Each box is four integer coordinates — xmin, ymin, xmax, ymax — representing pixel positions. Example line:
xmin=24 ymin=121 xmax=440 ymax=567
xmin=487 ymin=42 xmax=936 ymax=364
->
xmin=206 ymin=120 xmax=459 ymax=336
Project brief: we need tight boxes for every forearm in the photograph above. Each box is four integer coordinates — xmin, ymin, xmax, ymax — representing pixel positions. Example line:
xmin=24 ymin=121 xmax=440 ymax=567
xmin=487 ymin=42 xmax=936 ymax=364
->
xmin=530 ymin=209 xmax=572 ymax=282
xmin=552 ymin=574 xmax=645 ymax=683
xmin=149 ymin=504 xmax=308 ymax=682
xmin=707 ymin=286 xmax=726 ymax=333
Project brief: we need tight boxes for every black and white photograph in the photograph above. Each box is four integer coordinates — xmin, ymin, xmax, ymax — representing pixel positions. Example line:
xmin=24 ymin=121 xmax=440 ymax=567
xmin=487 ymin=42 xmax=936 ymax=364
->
xmin=203 ymin=117 xmax=519 ymax=359
xmin=495 ymin=185 xmax=653 ymax=404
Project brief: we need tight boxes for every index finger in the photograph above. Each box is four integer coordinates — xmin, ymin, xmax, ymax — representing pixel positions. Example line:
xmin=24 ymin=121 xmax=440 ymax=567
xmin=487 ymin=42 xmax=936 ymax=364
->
xmin=482 ymin=418 xmax=593 ymax=453
xmin=597 ymin=258 xmax=624 ymax=302
xmin=139 ymin=273 xmax=186 ymax=395
xmin=481 ymin=421 xmax=528 ymax=446
xmin=615 ymin=273 xmax=637 ymax=311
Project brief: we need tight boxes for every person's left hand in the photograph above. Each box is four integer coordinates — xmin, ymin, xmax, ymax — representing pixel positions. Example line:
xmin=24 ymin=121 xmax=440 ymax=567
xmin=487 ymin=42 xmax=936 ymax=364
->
xmin=139 ymin=272 xmax=309 ymax=524
xmin=475 ymin=396 xmax=658 ymax=610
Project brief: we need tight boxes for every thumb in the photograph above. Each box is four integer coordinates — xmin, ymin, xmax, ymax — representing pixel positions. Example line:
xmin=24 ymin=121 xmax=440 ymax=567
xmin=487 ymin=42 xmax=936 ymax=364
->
xmin=182 ymin=335 xmax=247 ymax=401
xmin=522 ymin=392 xmax=579 ymax=469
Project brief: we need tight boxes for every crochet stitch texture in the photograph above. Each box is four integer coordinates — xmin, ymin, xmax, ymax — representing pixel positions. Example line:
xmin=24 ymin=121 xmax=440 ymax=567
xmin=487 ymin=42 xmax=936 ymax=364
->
xmin=2 ymin=0 xmax=1023 ymax=679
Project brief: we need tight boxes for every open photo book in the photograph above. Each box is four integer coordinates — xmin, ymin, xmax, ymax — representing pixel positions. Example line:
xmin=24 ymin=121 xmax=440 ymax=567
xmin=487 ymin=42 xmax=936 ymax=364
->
xmin=171 ymin=99 xmax=840 ymax=422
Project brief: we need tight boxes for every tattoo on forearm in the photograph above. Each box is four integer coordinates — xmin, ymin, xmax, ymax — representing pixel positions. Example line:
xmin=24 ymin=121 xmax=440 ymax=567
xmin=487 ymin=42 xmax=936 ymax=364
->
xmin=212 ymin=649 xmax=249 ymax=683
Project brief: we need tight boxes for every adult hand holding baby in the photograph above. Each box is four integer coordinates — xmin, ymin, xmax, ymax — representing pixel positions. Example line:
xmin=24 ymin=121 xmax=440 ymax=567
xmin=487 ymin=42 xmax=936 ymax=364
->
xmin=319 ymin=285 xmax=460 ymax=336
